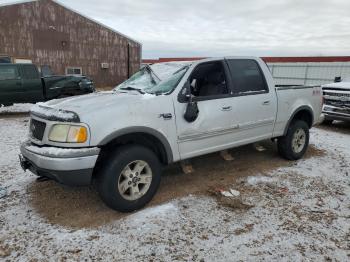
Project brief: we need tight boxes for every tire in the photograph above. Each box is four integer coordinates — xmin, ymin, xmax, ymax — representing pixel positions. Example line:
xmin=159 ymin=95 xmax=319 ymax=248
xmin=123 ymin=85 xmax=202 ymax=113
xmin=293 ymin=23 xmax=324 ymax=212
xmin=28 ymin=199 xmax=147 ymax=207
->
xmin=96 ymin=145 xmax=162 ymax=212
xmin=277 ymin=120 xmax=310 ymax=160
xmin=322 ymin=119 xmax=333 ymax=125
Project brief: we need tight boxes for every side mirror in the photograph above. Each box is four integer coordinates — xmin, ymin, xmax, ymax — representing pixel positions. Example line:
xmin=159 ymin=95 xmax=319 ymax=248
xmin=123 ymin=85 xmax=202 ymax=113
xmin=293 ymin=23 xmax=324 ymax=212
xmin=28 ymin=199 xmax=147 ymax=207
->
xmin=184 ymin=99 xmax=199 ymax=123
xmin=334 ymin=76 xmax=342 ymax=83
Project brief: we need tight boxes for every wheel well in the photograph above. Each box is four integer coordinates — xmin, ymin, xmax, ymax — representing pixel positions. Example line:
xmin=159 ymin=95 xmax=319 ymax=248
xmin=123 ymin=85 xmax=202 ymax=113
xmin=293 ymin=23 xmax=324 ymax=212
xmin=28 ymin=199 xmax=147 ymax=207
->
xmin=291 ymin=109 xmax=313 ymax=128
xmin=98 ymin=132 xmax=169 ymax=165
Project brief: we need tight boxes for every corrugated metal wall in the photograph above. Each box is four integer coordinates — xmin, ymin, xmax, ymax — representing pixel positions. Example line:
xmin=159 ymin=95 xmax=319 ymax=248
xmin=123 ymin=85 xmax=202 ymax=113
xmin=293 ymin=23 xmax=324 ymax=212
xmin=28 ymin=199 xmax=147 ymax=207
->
xmin=0 ymin=0 xmax=142 ymax=88
xmin=268 ymin=62 xmax=350 ymax=86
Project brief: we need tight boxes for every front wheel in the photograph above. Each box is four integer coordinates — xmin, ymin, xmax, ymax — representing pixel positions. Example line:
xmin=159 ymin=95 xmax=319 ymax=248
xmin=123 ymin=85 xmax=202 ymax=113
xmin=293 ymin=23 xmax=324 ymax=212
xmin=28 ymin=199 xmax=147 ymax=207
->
xmin=277 ymin=120 xmax=310 ymax=160
xmin=96 ymin=145 xmax=162 ymax=212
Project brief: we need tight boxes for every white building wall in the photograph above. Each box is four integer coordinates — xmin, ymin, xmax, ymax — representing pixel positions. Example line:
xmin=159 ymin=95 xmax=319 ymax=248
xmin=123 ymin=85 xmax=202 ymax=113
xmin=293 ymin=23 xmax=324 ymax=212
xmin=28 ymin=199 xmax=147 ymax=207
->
xmin=267 ymin=62 xmax=350 ymax=86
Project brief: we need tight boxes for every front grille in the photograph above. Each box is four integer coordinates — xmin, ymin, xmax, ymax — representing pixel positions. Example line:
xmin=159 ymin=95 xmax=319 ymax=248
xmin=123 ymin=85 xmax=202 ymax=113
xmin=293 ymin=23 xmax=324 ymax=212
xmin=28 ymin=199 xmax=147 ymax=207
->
xmin=323 ymin=91 xmax=350 ymax=98
xmin=324 ymin=99 xmax=350 ymax=107
xmin=323 ymin=89 xmax=350 ymax=108
xmin=30 ymin=119 xmax=46 ymax=141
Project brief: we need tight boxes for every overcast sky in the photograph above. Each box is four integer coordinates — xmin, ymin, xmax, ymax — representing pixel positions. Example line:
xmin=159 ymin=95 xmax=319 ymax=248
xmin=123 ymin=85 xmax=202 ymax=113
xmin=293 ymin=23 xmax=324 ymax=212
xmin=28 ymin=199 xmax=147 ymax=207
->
xmin=1 ymin=0 xmax=350 ymax=58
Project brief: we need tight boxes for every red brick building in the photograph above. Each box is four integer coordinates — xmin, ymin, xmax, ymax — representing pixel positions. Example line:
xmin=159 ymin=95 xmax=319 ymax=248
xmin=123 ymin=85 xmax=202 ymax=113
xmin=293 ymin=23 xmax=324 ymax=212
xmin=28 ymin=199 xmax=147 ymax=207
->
xmin=0 ymin=0 xmax=142 ymax=87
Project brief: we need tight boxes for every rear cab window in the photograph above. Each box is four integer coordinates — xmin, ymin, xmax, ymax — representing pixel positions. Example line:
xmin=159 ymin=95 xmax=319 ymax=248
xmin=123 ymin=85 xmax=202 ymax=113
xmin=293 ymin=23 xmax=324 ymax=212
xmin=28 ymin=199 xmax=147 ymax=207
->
xmin=226 ymin=59 xmax=268 ymax=95
xmin=0 ymin=65 xmax=19 ymax=80
xmin=40 ymin=65 xmax=54 ymax=77
xmin=22 ymin=65 xmax=39 ymax=79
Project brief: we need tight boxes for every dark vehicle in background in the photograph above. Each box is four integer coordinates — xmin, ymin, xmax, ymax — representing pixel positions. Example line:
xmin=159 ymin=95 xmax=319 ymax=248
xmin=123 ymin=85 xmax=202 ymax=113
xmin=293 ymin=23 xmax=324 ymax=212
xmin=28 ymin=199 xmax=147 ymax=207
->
xmin=0 ymin=56 xmax=11 ymax=64
xmin=322 ymin=79 xmax=350 ymax=124
xmin=0 ymin=63 xmax=95 ymax=106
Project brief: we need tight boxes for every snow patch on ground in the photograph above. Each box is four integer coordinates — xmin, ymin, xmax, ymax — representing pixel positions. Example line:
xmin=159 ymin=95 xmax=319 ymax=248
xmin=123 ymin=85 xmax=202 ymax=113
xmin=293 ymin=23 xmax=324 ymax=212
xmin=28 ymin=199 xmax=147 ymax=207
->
xmin=128 ymin=202 xmax=178 ymax=224
xmin=246 ymin=175 xmax=276 ymax=185
xmin=0 ymin=103 xmax=33 ymax=114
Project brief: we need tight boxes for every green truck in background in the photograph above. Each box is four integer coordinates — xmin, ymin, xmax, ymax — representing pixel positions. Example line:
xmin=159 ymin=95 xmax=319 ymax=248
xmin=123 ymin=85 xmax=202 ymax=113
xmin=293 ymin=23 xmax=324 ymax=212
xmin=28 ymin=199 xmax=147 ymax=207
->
xmin=0 ymin=63 xmax=95 ymax=106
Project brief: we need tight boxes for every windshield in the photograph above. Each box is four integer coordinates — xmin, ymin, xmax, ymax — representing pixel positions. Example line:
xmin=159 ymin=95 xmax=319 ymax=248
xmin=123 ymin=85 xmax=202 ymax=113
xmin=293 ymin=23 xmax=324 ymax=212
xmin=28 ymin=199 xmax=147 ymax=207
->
xmin=114 ymin=63 xmax=190 ymax=95
xmin=144 ymin=67 xmax=188 ymax=94
xmin=116 ymin=67 xmax=157 ymax=91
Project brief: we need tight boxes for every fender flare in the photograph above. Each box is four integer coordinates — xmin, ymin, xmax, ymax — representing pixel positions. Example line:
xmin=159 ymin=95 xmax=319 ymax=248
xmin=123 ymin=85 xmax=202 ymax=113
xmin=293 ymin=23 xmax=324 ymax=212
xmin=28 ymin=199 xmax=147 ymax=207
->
xmin=283 ymin=105 xmax=314 ymax=135
xmin=99 ymin=126 xmax=174 ymax=164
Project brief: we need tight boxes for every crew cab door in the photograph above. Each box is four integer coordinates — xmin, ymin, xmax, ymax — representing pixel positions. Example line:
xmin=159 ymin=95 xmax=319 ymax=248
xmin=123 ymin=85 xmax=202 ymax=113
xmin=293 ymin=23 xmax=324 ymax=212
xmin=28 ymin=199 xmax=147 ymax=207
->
xmin=174 ymin=60 xmax=236 ymax=159
xmin=0 ymin=65 xmax=23 ymax=104
xmin=225 ymin=59 xmax=277 ymax=141
xmin=20 ymin=64 xmax=44 ymax=102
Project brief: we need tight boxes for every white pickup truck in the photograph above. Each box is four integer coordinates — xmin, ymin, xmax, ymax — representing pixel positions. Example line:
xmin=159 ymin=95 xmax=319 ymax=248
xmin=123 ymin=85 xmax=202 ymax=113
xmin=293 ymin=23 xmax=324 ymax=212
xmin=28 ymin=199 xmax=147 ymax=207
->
xmin=19 ymin=57 xmax=323 ymax=212
xmin=322 ymin=80 xmax=350 ymax=124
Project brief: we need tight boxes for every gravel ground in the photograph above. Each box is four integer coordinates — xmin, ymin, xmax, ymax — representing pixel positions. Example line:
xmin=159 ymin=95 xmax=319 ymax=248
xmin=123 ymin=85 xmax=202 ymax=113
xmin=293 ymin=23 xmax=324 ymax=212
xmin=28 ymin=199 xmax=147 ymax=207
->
xmin=0 ymin=117 xmax=349 ymax=261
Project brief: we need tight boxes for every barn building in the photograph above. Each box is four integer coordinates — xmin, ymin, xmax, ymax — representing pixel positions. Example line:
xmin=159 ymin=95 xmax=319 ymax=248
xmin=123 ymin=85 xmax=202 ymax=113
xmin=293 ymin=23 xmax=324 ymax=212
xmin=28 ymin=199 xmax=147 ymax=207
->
xmin=0 ymin=0 xmax=142 ymax=88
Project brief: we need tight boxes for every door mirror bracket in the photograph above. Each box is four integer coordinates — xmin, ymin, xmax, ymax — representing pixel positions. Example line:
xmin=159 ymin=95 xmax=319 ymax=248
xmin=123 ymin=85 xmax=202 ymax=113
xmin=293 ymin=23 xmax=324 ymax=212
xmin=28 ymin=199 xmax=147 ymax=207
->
xmin=190 ymin=79 xmax=197 ymax=90
xmin=183 ymin=80 xmax=199 ymax=122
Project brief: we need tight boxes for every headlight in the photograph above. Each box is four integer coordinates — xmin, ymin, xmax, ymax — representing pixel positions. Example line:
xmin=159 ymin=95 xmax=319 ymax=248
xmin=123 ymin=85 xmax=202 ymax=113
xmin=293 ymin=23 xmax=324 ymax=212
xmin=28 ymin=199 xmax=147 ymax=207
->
xmin=49 ymin=124 xmax=88 ymax=143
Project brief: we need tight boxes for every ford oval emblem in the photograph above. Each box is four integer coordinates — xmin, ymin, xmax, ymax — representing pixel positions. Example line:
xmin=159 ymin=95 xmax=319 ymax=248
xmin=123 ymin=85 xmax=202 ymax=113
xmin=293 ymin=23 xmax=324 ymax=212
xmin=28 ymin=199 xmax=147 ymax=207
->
xmin=340 ymin=96 xmax=347 ymax=102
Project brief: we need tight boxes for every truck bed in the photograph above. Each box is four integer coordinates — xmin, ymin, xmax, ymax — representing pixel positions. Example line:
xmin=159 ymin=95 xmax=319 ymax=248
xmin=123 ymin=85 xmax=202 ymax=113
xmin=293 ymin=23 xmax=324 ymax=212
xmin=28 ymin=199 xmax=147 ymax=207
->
xmin=273 ymin=85 xmax=323 ymax=137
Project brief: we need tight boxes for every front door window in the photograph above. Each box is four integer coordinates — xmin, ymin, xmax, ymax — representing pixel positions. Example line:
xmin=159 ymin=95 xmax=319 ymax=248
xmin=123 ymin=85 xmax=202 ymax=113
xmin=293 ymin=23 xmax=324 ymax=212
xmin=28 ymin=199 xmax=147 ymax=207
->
xmin=189 ymin=61 xmax=229 ymax=99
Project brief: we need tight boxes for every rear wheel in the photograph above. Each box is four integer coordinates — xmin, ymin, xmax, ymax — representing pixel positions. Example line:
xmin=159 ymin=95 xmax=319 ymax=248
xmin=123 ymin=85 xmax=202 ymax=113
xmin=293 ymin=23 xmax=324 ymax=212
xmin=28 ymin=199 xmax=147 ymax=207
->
xmin=277 ymin=120 xmax=309 ymax=160
xmin=96 ymin=145 xmax=162 ymax=212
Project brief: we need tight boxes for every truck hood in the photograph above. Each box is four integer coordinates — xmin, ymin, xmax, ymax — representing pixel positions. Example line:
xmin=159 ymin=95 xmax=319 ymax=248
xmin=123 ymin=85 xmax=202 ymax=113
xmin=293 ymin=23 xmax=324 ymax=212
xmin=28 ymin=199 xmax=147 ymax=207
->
xmin=322 ymin=81 xmax=350 ymax=90
xmin=31 ymin=91 xmax=157 ymax=121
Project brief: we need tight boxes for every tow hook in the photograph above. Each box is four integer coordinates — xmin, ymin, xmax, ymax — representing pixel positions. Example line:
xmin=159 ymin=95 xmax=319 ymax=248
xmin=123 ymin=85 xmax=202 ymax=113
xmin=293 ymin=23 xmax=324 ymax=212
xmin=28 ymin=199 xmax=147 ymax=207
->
xmin=18 ymin=154 xmax=30 ymax=171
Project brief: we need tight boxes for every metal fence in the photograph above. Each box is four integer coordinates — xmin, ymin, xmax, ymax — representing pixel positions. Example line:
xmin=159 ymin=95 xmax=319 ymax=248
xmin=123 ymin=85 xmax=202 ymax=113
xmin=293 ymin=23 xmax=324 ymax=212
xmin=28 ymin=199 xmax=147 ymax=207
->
xmin=267 ymin=62 xmax=350 ymax=86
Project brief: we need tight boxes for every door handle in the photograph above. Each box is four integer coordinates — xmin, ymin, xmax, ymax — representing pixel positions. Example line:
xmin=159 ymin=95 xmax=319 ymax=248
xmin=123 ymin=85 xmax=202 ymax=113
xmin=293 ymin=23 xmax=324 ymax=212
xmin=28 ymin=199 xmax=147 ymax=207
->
xmin=262 ymin=101 xmax=270 ymax=105
xmin=221 ymin=106 xmax=232 ymax=111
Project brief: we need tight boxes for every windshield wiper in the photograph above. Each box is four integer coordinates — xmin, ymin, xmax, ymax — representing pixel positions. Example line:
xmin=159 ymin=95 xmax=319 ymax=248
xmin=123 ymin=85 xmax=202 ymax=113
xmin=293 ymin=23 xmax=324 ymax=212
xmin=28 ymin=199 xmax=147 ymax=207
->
xmin=146 ymin=90 xmax=163 ymax=96
xmin=144 ymin=65 xmax=161 ymax=84
xmin=119 ymin=86 xmax=145 ymax=94
xmin=173 ymin=65 xmax=190 ymax=74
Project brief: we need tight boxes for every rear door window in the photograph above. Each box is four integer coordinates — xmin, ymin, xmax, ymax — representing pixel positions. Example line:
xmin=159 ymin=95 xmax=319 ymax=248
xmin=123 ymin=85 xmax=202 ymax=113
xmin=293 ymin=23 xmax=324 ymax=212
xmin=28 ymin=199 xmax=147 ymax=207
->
xmin=22 ymin=65 xmax=39 ymax=79
xmin=226 ymin=59 xmax=268 ymax=95
xmin=0 ymin=66 xmax=18 ymax=80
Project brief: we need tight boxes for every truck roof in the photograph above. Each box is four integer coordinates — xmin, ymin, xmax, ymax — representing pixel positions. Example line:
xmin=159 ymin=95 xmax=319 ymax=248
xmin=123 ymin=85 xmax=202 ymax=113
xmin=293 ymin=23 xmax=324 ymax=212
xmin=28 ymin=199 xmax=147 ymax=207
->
xmin=148 ymin=56 xmax=260 ymax=64
xmin=0 ymin=63 xmax=34 ymax=66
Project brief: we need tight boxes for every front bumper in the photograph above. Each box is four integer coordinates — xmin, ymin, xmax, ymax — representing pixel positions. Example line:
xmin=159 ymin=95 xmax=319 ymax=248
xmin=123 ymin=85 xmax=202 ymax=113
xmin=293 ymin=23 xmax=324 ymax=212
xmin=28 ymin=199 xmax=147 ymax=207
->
xmin=323 ymin=112 xmax=350 ymax=122
xmin=20 ymin=141 xmax=100 ymax=186
xmin=322 ymin=105 xmax=350 ymax=122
